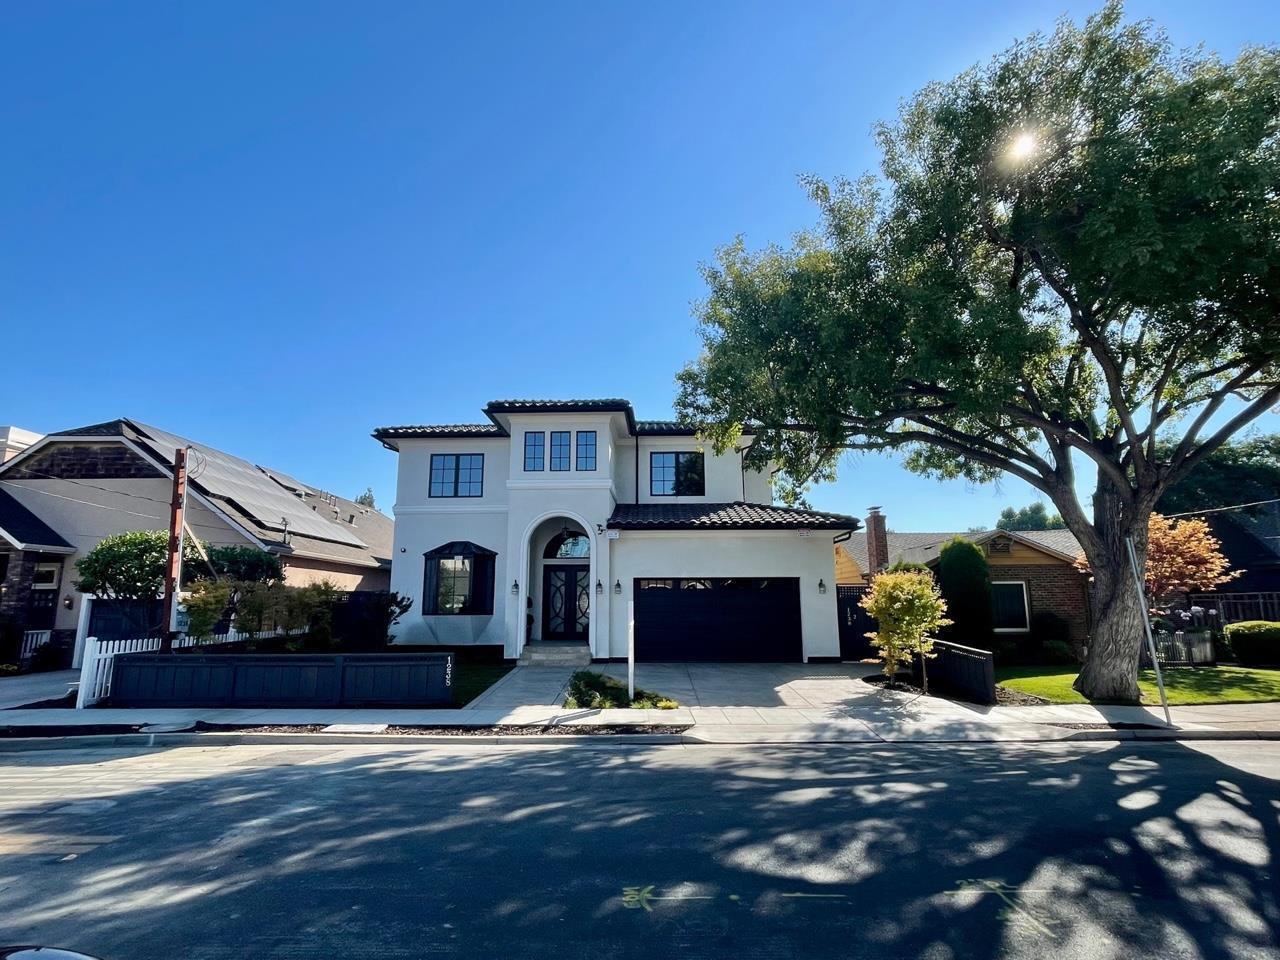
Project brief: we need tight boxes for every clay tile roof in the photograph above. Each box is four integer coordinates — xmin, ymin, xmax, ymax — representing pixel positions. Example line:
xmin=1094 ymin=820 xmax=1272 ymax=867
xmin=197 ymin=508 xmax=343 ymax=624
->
xmin=607 ymin=501 xmax=860 ymax=531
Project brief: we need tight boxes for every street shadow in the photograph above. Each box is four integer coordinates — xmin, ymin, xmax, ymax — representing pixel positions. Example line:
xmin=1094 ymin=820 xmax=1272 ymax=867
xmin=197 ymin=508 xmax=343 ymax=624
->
xmin=0 ymin=738 xmax=1276 ymax=959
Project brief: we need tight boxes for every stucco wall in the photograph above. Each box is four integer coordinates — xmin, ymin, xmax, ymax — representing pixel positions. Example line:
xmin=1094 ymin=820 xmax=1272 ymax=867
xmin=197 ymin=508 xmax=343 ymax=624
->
xmin=283 ymin=558 xmax=390 ymax=592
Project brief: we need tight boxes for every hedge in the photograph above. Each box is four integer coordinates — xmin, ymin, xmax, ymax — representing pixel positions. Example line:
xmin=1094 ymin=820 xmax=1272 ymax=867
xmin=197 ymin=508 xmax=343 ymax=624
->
xmin=1223 ymin=621 xmax=1280 ymax=666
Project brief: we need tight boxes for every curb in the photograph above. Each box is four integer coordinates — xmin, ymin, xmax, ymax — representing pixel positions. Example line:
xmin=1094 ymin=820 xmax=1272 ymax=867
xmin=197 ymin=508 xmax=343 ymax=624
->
xmin=0 ymin=727 xmax=1278 ymax=751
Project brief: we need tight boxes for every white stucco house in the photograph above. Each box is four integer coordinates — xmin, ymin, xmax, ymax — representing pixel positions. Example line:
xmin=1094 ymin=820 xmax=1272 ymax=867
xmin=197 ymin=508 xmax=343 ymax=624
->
xmin=373 ymin=399 xmax=861 ymax=663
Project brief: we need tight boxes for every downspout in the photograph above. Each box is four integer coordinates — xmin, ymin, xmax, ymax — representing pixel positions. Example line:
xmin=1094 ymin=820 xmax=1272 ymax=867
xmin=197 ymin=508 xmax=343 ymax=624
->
xmin=635 ymin=434 xmax=640 ymax=504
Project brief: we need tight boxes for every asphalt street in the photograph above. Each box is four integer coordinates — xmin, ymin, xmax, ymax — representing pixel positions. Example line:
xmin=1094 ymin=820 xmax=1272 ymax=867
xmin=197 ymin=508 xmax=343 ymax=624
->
xmin=0 ymin=738 xmax=1276 ymax=960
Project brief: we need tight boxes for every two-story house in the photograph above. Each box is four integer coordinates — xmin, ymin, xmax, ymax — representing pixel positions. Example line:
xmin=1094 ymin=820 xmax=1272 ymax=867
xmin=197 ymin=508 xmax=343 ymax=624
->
xmin=373 ymin=399 xmax=860 ymax=663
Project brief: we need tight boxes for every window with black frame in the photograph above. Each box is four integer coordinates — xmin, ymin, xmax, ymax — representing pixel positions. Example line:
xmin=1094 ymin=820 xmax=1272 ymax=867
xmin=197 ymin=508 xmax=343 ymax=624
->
xmin=524 ymin=432 xmax=545 ymax=471
xmin=575 ymin=431 xmax=597 ymax=471
xmin=423 ymin=542 xmax=496 ymax=615
xmin=429 ymin=453 xmax=484 ymax=497
xmin=650 ymin=451 xmax=705 ymax=496
xmin=991 ymin=581 xmax=1030 ymax=631
xmin=550 ymin=431 xmax=571 ymax=471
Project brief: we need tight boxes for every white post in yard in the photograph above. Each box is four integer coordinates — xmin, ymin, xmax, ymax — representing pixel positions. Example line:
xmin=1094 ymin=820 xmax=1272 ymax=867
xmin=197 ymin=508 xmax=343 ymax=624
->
xmin=627 ymin=599 xmax=635 ymax=702
xmin=1126 ymin=535 xmax=1172 ymax=728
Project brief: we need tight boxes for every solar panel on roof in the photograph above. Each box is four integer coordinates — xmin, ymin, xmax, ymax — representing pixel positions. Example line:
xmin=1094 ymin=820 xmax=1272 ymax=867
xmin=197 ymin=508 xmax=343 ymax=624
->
xmin=133 ymin=422 xmax=367 ymax=548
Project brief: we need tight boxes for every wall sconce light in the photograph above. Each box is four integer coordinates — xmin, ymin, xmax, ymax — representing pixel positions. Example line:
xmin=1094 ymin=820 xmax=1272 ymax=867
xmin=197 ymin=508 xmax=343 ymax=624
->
xmin=613 ymin=580 xmax=622 ymax=595
xmin=511 ymin=579 xmax=519 ymax=596
xmin=818 ymin=579 xmax=827 ymax=595
xmin=595 ymin=580 xmax=603 ymax=596
xmin=62 ymin=594 xmax=74 ymax=610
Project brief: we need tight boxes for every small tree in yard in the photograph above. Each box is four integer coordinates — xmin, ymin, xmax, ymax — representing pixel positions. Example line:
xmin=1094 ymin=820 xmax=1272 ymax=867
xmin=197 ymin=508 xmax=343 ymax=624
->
xmin=860 ymin=570 xmax=951 ymax=688
xmin=936 ymin=538 xmax=994 ymax=650
xmin=677 ymin=4 xmax=1280 ymax=701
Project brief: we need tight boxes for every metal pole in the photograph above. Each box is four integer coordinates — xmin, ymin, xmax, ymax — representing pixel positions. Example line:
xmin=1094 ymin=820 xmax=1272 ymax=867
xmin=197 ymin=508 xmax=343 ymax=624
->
xmin=1126 ymin=535 xmax=1172 ymax=728
xmin=627 ymin=599 xmax=635 ymax=702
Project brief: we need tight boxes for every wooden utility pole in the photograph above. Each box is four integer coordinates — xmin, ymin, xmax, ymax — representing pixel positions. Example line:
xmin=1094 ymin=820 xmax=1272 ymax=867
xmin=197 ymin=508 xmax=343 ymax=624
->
xmin=159 ymin=446 xmax=188 ymax=653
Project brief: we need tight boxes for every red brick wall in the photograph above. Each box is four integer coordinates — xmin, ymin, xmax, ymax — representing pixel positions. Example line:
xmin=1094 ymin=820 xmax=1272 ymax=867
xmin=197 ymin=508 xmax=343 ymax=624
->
xmin=990 ymin=563 xmax=1091 ymax=642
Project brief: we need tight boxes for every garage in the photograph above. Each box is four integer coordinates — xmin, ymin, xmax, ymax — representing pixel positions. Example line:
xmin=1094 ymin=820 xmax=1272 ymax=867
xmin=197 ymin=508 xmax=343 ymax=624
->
xmin=633 ymin=577 xmax=802 ymax=661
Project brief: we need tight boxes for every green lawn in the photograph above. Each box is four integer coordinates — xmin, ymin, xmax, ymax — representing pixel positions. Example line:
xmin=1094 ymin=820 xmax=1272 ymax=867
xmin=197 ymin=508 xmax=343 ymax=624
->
xmin=451 ymin=662 xmax=513 ymax=707
xmin=996 ymin=664 xmax=1280 ymax=705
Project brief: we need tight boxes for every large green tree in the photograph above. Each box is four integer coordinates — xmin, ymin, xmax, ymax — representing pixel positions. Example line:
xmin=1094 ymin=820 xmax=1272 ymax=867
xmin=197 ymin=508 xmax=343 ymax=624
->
xmin=997 ymin=502 xmax=1066 ymax=531
xmin=1156 ymin=434 xmax=1280 ymax=515
xmin=676 ymin=4 xmax=1280 ymax=702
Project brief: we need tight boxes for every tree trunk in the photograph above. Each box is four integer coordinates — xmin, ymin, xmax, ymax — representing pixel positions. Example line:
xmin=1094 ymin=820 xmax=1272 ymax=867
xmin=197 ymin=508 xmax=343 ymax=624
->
xmin=1072 ymin=483 xmax=1151 ymax=703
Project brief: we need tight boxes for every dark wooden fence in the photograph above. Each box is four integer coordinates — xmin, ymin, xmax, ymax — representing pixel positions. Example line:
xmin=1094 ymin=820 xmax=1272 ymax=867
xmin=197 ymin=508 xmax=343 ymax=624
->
xmin=837 ymin=585 xmax=876 ymax=661
xmin=914 ymin=640 xmax=996 ymax=705
xmin=109 ymin=653 xmax=454 ymax=708
xmin=1190 ymin=592 xmax=1280 ymax=624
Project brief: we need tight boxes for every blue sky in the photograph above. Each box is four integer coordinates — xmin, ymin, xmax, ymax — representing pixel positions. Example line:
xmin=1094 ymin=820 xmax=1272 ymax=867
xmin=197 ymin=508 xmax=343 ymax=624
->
xmin=3 ymin=1 xmax=1277 ymax=530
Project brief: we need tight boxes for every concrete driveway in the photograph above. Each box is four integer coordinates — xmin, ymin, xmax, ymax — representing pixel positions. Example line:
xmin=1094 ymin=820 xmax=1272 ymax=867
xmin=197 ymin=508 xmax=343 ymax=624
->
xmin=466 ymin=661 xmax=887 ymax=721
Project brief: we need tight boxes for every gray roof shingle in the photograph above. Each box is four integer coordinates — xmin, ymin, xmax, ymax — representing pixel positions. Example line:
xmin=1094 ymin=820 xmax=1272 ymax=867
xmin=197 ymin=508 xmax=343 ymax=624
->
xmin=0 ymin=488 xmax=73 ymax=551
xmin=842 ymin=528 xmax=1083 ymax=570
xmin=608 ymin=501 xmax=861 ymax=531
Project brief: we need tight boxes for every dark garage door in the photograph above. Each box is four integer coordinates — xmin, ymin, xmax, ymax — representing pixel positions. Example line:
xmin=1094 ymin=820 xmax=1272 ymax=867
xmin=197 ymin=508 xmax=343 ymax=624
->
xmin=633 ymin=577 xmax=802 ymax=662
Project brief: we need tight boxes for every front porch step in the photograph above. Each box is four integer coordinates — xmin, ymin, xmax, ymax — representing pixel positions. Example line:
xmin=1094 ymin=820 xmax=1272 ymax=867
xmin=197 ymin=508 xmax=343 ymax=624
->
xmin=518 ymin=643 xmax=592 ymax=667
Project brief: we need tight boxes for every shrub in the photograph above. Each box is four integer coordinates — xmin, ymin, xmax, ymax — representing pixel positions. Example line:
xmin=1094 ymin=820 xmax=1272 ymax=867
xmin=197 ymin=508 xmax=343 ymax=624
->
xmin=860 ymin=570 xmax=951 ymax=680
xmin=30 ymin=642 xmax=65 ymax=673
xmin=886 ymin=560 xmax=931 ymax=574
xmin=1224 ymin=621 xmax=1280 ymax=666
xmin=1030 ymin=610 xmax=1077 ymax=664
xmin=563 ymin=670 xmax=678 ymax=709
xmin=935 ymin=538 xmax=993 ymax=650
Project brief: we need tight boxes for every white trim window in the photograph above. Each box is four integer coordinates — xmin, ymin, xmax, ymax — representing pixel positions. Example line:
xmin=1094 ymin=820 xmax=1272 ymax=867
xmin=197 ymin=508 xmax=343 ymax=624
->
xmin=991 ymin=580 xmax=1031 ymax=632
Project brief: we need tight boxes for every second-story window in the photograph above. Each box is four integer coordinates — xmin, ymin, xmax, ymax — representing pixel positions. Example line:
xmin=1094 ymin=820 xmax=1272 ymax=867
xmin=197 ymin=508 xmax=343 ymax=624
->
xmin=430 ymin=453 xmax=484 ymax=497
xmin=650 ymin=451 xmax=705 ymax=496
xmin=576 ymin=431 xmax=597 ymax=471
xmin=524 ymin=432 xmax=545 ymax=471
xmin=550 ymin=431 xmax=571 ymax=471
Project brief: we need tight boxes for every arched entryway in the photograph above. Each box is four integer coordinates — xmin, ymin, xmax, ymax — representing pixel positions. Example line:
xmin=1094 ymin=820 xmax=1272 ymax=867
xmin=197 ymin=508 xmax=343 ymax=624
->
xmin=525 ymin=516 xmax=593 ymax=645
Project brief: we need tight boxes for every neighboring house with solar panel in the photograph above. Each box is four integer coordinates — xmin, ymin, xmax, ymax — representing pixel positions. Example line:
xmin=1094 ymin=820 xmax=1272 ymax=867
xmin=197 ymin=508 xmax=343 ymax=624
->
xmin=0 ymin=418 xmax=392 ymax=665
xmin=374 ymin=399 xmax=861 ymax=664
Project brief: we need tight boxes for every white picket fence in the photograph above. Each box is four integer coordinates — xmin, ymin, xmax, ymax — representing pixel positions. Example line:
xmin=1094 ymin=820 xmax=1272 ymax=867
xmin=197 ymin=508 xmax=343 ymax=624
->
xmin=75 ymin=633 xmax=219 ymax=708
xmin=19 ymin=630 xmax=52 ymax=662
xmin=75 ymin=627 xmax=310 ymax=708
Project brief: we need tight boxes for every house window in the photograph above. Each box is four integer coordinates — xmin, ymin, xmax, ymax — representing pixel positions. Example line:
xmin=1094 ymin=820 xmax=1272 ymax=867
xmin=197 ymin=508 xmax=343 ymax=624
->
xmin=429 ymin=454 xmax=484 ymax=498
xmin=576 ymin=431 xmax=597 ymax=471
xmin=638 ymin=579 xmax=673 ymax=590
xmin=543 ymin=530 xmax=591 ymax=559
xmin=650 ymin=451 xmax=705 ymax=496
xmin=992 ymin=581 xmax=1031 ymax=632
xmin=31 ymin=563 xmax=61 ymax=590
xmin=423 ymin=542 xmax=496 ymax=615
xmin=550 ymin=431 xmax=571 ymax=471
xmin=524 ymin=432 xmax=545 ymax=471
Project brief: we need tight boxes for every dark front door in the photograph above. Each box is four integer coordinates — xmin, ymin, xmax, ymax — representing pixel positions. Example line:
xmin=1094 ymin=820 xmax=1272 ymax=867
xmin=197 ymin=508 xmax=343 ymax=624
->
xmin=543 ymin=565 xmax=590 ymax=642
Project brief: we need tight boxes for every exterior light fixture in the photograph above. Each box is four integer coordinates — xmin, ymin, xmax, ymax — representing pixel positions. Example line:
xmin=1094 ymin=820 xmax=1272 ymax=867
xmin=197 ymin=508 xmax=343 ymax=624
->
xmin=818 ymin=579 xmax=827 ymax=595
xmin=596 ymin=580 xmax=603 ymax=596
xmin=511 ymin=579 xmax=519 ymax=596
xmin=613 ymin=580 xmax=622 ymax=595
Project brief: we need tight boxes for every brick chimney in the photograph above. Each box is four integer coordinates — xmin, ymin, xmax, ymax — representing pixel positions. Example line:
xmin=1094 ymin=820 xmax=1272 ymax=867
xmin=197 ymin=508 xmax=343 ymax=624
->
xmin=866 ymin=506 xmax=889 ymax=574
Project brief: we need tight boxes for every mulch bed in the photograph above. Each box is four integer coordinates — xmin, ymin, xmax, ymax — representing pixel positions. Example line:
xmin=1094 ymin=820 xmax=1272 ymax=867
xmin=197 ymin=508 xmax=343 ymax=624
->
xmin=861 ymin=672 xmax=1049 ymax=706
xmin=195 ymin=722 xmax=690 ymax=736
